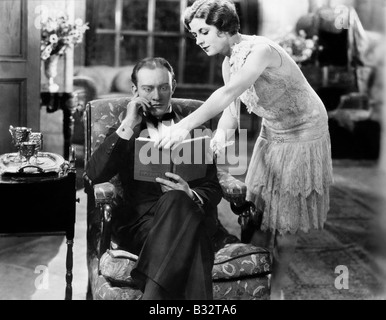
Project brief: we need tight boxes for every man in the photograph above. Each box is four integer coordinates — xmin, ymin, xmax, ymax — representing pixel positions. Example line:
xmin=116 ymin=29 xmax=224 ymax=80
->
xmin=86 ymin=57 xmax=223 ymax=300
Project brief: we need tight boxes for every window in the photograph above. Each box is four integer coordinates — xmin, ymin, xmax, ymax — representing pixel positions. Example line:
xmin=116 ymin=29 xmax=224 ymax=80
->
xmin=86 ymin=0 xmax=258 ymax=97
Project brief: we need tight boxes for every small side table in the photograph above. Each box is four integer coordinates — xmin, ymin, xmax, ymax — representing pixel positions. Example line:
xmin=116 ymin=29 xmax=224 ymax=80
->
xmin=0 ymin=151 xmax=77 ymax=300
xmin=40 ymin=92 xmax=78 ymax=159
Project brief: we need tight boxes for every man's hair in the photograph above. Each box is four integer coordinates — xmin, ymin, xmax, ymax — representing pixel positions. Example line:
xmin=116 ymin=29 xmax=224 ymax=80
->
xmin=131 ymin=57 xmax=176 ymax=86
xmin=183 ymin=0 xmax=240 ymax=36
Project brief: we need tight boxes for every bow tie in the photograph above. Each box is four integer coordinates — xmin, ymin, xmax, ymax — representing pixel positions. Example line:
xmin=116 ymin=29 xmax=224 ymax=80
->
xmin=145 ymin=110 xmax=176 ymax=127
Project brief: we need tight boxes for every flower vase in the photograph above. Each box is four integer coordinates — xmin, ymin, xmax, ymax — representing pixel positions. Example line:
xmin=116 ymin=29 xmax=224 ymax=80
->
xmin=44 ymin=55 xmax=60 ymax=92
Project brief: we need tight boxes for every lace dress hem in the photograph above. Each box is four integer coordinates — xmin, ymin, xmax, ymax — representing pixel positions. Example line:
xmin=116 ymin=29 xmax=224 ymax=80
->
xmin=245 ymin=123 xmax=333 ymax=234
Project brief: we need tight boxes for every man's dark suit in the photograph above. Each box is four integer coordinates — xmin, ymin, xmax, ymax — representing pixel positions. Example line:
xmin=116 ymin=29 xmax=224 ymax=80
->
xmin=86 ymin=102 xmax=223 ymax=299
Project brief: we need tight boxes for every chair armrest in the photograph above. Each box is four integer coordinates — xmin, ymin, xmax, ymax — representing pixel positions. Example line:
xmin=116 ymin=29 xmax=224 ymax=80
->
xmin=73 ymin=75 xmax=98 ymax=103
xmin=217 ymin=168 xmax=262 ymax=243
xmin=217 ymin=168 xmax=247 ymax=207
xmin=92 ymin=182 xmax=119 ymax=257
xmin=83 ymin=174 xmax=119 ymax=259
xmin=93 ymin=182 xmax=117 ymax=206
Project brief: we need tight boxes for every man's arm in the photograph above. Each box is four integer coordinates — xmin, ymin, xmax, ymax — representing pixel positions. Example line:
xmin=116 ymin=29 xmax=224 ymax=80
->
xmin=86 ymin=95 xmax=149 ymax=184
xmin=85 ymin=131 xmax=133 ymax=184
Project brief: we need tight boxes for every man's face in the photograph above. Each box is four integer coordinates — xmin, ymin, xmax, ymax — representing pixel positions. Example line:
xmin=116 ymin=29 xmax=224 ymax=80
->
xmin=133 ymin=66 xmax=175 ymax=118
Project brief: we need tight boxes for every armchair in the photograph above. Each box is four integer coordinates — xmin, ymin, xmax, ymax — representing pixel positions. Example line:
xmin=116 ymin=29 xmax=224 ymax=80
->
xmin=83 ymin=97 xmax=272 ymax=300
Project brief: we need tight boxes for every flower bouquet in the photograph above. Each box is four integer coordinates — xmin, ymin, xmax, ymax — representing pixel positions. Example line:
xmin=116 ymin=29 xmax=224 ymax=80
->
xmin=40 ymin=15 xmax=89 ymax=61
xmin=275 ymin=30 xmax=319 ymax=64
xmin=40 ymin=14 xmax=88 ymax=91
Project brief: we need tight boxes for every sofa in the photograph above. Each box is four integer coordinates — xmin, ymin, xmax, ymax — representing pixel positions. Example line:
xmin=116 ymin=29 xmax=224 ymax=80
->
xmin=72 ymin=65 xmax=135 ymax=145
xmin=73 ymin=65 xmax=135 ymax=102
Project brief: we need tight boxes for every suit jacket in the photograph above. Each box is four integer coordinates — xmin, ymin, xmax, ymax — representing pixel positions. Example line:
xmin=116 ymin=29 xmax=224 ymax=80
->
xmin=86 ymin=103 xmax=223 ymax=228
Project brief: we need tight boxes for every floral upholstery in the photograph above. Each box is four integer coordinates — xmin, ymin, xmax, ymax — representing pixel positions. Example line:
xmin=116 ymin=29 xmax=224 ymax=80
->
xmin=217 ymin=168 xmax=247 ymax=207
xmin=85 ymin=97 xmax=272 ymax=300
xmin=212 ymin=243 xmax=271 ymax=280
xmin=88 ymin=255 xmax=142 ymax=300
xmin=93 ymin=182 xmax=116 ymax=205
xmin=99 ymin=250 xmax=138 ymax=286
xmin=213 ymin=276 xmax=270 ymax=300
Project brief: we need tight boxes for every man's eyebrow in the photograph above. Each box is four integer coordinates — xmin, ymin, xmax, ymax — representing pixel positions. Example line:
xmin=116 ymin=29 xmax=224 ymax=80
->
xmin=140 ymin=83 xmax=170 ymax=87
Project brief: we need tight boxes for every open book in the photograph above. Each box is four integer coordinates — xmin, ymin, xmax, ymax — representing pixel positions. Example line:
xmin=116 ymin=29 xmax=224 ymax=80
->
xmin=134 ymin=135 xmax=213 ymax=182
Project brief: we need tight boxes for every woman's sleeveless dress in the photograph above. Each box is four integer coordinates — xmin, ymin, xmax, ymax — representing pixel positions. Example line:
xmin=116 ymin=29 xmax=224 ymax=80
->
xmin=229 ymin=36 xmax=333 ymax=235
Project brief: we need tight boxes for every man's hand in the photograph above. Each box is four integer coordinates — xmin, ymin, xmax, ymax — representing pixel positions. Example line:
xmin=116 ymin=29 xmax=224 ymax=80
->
xmin=122 ymin=94 xmax=152 ymax=129
xmin=156 ymin=172 xmax=194 ymax=198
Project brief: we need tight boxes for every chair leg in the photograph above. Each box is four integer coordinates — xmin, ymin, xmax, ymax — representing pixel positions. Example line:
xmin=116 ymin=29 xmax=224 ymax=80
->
xmin=240 ymin=219 xmax=255 ymax=243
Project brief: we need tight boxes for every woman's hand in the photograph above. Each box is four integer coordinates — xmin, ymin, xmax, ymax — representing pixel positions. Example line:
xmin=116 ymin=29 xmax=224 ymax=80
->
xmin=156 ymin=172 xmax=194 ymax=198
xmin=155 ymin=122 xmax=190 ymax=149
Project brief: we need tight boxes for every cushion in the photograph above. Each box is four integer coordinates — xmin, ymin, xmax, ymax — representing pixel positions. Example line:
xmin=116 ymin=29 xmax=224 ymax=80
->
xmin=212 ymin=243 xmax=271 ymax=280
xmin=213 ymin=275 xmax=270 ymax=300
xmin=99 ymin=249 xmax=138 ymax=286
xmin=74 ymin=65 xmax=119 ymax=95
xmin=94 ymin=251 xmax=269 ymax=300
xmin=89 ymin=256 xmax=142 ymax=300
xmin=100 ymin=244 xmax=271 ymax=287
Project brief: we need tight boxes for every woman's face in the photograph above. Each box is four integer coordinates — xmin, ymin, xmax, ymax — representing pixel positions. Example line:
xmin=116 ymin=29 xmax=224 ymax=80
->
xmin=189 ymin=18 xmax=230 ymax=56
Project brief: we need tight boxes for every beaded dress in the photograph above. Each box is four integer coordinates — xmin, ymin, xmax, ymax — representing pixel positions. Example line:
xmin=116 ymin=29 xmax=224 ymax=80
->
xmin=229 ymin=36 xmax=333 ymax=234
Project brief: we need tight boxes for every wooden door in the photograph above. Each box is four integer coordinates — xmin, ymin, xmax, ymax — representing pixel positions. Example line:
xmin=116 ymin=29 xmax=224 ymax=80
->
xmin=0 ymin=0 xmax=41 ymax=155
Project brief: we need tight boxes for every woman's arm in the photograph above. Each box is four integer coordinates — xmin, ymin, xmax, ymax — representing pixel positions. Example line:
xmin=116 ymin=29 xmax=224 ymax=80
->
xmin=214 ymin=58 xmax=238 ymax=144
xmin=157 ymin=43 xmax=274 ymax=148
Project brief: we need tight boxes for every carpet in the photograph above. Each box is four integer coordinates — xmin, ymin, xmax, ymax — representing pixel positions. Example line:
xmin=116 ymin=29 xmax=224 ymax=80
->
xmin=282 ymin=165 xmax=386 ymax=300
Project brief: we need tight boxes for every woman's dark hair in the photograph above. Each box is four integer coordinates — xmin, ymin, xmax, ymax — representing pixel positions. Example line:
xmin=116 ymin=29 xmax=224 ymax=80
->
xmin=131 ymin=57 xmax=175 ymax=86
xmin=183 ymin=0 xmax=240 ymax=36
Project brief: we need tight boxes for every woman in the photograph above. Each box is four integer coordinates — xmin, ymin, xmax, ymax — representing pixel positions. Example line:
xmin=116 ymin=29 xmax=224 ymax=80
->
xmin=157 ymin=0 xmax=333 ymax=299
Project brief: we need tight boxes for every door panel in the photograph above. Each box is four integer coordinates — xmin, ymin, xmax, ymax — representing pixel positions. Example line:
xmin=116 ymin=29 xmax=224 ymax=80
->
xmin=0 ymin=0 xmax=41 ymax=155
xmin=0 ymin=0 xmax=22 ymax=56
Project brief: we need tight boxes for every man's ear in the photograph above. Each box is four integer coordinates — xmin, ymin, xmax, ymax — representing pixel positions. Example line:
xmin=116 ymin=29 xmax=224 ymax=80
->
xmin=171 ymin=79 xmax=177 ymax=94
xmin=131 ymin=84 xmax=138 ymax=96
